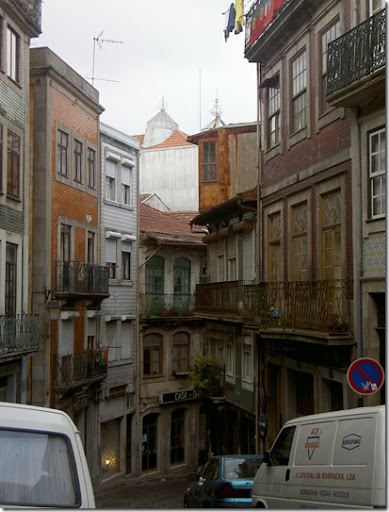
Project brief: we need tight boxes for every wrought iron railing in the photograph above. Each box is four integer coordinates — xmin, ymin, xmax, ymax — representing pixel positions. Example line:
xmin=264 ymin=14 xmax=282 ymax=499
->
xmin=140 ymin=293 xmax=195 ymax=317
xmin=196 ymin=280 xmax=353 ymax=334
xmin=15 ymin=0 xmax=42 ymax=28
xmin=55 ymin=348 xmax=108 ymax=389
xmin=55 ymin=261 xmax=109 ymax=296
xmin=0 ymin=314 xmax=39 ymax=356
xmin=327 ymin=9 xmax=385 ymax=96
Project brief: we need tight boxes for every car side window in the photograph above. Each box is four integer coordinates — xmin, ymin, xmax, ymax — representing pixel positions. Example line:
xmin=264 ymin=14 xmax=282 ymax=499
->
xmin=270 ymin=426 xmax=296 ymax=465
xmin=204 ymin=459 xmax=219 ymax=481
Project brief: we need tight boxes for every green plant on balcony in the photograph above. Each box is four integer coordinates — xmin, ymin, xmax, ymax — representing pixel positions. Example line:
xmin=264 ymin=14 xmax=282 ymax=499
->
xmin=189 ymin=355 xmax=224 ymax=399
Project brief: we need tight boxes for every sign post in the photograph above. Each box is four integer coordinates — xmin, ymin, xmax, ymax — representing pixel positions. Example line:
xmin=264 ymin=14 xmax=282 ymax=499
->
xmin=347 ymin=357 xmax=385 ymax=395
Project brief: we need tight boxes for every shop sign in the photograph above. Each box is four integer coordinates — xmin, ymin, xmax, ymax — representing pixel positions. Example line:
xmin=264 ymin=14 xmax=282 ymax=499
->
xmin=159 ymin=389 xmax=200 ymax=405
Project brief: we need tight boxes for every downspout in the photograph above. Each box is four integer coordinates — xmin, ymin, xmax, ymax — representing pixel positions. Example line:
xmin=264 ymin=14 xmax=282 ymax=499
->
xmin=255 ymin=61 xmax=262 ymax=455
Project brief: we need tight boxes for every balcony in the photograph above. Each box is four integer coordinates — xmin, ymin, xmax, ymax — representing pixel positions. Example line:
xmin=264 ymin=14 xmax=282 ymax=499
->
xmin=54 ymin=261 xmax=109 ymax=302
xmin=55 ymin=348 xmax=108 ymax=392
xmin=140 ymin=294 xmax=195 ymax=318
xmin=327 ymin=9 xmax=385 ymax=108
xmin=0 ymin=314 xmax=39 ymax=359
xmin=195 ymin=280 xmax=353 ymax=337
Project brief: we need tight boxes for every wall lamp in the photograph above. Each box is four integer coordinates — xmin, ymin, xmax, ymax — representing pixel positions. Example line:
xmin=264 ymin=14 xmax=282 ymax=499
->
xmin=46 ymin=298 xmax=61 ymax=321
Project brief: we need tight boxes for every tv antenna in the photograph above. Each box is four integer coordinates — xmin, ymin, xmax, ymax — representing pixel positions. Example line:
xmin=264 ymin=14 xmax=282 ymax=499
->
xmin=91 ymin=30 xmax=124 ymax=86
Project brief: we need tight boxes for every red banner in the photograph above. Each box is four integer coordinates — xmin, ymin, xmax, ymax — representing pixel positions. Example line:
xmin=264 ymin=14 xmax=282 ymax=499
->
xmin=249 ymin=0 xmax=283 ymax=44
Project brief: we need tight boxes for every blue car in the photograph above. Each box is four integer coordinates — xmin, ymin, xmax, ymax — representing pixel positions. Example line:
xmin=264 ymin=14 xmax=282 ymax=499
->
xmin=184 ymin=454 xmax=263 ymax=508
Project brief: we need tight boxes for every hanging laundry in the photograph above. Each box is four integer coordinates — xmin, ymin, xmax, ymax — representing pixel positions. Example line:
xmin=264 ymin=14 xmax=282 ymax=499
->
xmin=224 ymin=3 xmax=236 ymax=41
xmin=234 ymin=0 xmax=245 ymax=34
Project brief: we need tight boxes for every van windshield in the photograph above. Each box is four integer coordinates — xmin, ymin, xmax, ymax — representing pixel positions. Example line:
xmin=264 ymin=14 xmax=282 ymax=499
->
xmin=0 ymin=428 xmax=80 ymax=507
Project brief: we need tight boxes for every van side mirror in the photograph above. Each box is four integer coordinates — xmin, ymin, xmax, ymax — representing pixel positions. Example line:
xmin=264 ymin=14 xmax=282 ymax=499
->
xmin=263 ymin=450 xmax=273 ymax=466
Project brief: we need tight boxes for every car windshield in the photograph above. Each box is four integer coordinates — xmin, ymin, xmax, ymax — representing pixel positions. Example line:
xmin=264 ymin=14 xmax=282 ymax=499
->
xmin=0 ymin=428 xmax=80 ymax=507
xmin=223 ymin=458 xmax=262 ymax=479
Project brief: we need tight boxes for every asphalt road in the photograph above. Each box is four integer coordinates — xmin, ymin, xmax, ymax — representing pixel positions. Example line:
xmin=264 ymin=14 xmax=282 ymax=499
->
xmin=94 ymin=473 xmax=192 ymax=509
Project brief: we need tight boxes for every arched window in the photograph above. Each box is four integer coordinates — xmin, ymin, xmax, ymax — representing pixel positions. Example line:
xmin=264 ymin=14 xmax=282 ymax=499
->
xmin=172 ymin=332 xmax=189 ymax=373
xmin=143 ymin=333 xmax=163 ymax=376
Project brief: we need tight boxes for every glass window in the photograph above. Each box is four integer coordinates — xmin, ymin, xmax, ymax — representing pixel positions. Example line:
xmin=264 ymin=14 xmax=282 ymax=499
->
xmin=57 ymin=130 xmax=69 ymax=177
xmin=321 ymin=19 xmax=340 ymax=114
xmin=0 ymin=429 xmax=80 ymax=507
xmin=146 ymin=256 xmax=164 ymax=294
xmin=242 ymin=340 xmax=253 ymax=382
xmin=87 ymin=232 xmax=95 ymax=264
xmin=268 ymin=75 xmax=280 ymax=147
xmin=60 ymin=224 xmax=71 ymax=262
xmin=268 ymin=213 xmax=281 ymax=282
xmin=202 ymin=141 xmax=216 ymax=182
xmin=7 ymin=130 xmax=20 ymax=199
xmin=87 ymin=148 xmax=96 ymax=189
xmin=6 ymin=26 xmax=19 ymax=82
xmin=105 ymin=160 xmax=116 ymax=201
xmin=143 ymin=333 xmax=162 ymax=376
xmin=269 ymin=425 xmax=296 ymax=466
xmin=291 ymin=203 xmax=308 ymax=281
xmin=291 ymin=50 xmax=307 ymax=133
xmin=121 ymin=251 xmax=131 ymax=280
xmin=172 ymin=332 xmax=189 ymax=373
xmin=369 ymin=128 xmax=386 ymax=219
xmin=74 ymin=140 xmax=83 ymax=183
xmin=121 ymin=165 xmax=131 ymax=206
xmin=5 ymin=243 xmax=17 ymax=314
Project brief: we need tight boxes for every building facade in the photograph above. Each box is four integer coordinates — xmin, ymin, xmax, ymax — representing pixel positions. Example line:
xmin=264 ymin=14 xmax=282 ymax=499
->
xmin=30 ymin=47 xmax=107 ymax=482
xmin=138 ymin=202 xmax=207 ymax=475
xmin=99 ymin=122 xmax=140 ymax=481
xmin=135 ymin=107 xmax=199 ymax=211
xmin=0 ymin=0 xmax=41 ymax=403
xmin=326 ymin=0 xmax=386 ymax=405
xmin=243 ymin=0 xmax=386 ymax=449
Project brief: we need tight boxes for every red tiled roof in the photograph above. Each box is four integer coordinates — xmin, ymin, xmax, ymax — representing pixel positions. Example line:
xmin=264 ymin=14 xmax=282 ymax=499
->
xmin=132 ymin=130 xmax=194 ymax=150
xmin=140 ymin=203 xmax=205 ymax=245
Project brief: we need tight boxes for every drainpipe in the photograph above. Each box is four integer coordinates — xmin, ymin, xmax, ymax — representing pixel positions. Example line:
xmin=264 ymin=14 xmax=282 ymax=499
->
xmin=351 ymin=107 xmax=364 ymax=407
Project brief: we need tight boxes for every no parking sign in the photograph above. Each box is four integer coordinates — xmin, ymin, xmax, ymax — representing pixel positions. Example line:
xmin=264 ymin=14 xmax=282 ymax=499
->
xmin=347 ymin=357 xmax=385 ymax=395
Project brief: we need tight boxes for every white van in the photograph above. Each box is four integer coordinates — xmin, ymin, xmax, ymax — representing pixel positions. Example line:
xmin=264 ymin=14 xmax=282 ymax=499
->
xmin=252 ymin=405 xmax=386 ymax=509
xmin=0 ymin=401 xmax=95 ymax=508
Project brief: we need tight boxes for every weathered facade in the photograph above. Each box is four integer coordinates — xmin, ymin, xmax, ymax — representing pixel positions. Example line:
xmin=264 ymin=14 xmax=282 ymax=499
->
xmin=0 ymin=0 xmax=41 ymax=403
xmin=138 ymin=202 xmax=207 ymax=475
xmin=188 ymin=122 xmax=258 ymax=213
xmin=326 ymin=0 xmax=386 ymax=406
xmin=98 ymin=122 xmax=140 ymax=481
xmin=242 ymin=0 xmax=385 ymax=450
xmin=136 ymin=108 xmax=199 ymax=211
xmin=189 ymin=122 xmax=260 ymax=454
xmin=30 ymin=47 xmax=107 ymax=482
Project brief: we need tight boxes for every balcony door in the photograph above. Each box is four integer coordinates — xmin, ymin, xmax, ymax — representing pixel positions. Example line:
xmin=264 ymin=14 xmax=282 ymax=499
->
xmin=173 ymin=258 xmax=190 ymax=311
xmin=145 ymin=256 xmax=164 ymax=314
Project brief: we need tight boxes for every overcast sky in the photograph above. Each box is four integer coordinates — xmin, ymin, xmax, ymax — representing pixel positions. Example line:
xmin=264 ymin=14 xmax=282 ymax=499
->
xmin=32 ymin=0 xmax=258 ymax=137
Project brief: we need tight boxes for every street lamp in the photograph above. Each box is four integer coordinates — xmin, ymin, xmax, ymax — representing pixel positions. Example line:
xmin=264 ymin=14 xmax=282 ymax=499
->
xmin=46 ymin=299 xmax=61 ymax=321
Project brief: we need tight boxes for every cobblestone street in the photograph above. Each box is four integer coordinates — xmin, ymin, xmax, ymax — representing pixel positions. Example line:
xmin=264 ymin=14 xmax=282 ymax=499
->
xmin=94 ymin=473 xmax=191 ymax=509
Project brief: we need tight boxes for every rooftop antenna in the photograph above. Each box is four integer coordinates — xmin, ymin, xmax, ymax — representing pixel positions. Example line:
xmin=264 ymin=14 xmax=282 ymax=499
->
xmin=91 ymin=30 xmax=124 ymax=86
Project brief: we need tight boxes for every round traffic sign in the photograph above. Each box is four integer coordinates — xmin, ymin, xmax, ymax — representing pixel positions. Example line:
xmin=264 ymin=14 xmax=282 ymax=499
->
xmin=347 ymin=357 xmax=385 ymax=395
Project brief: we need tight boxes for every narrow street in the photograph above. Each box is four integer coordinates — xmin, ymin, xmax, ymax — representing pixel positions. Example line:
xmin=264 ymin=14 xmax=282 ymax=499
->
xmin=94 ymin=473 xmax=192 ymax=509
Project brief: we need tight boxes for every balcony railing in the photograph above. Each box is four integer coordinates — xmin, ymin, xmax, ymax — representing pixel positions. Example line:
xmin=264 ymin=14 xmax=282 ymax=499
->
xmin=196 ymin=280 xmax=353 ymax=335
xmin=55 ymin=348 xmax=108 ymax=390
xmin=15 ymin=0 xmax=42 ymax=29
xmin=55 ymin=261 xmax=109 ymax=298
xmin=327 ymin=9 xmax=385 ymax=96
xmin=140 ymin=293 xmax=195 ymax=318
xmin=0 ymin=314 xmax=39 ymax=357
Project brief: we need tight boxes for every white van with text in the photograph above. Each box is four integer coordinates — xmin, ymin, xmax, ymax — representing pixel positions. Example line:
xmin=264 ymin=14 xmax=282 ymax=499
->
xmin=252 ymin=405 xmax=385 ymax=509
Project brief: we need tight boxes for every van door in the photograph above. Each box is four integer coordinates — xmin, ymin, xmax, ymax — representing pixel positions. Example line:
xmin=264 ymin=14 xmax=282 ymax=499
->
xmin=260 ymin=425 xmax=296 ymax=508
